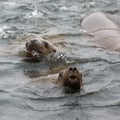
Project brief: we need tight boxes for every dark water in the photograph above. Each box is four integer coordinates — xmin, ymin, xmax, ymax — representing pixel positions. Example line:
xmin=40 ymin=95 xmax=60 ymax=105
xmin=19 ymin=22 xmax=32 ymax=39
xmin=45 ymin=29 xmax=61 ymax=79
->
xmin=0 ymin=0 xmax=120 ymax=120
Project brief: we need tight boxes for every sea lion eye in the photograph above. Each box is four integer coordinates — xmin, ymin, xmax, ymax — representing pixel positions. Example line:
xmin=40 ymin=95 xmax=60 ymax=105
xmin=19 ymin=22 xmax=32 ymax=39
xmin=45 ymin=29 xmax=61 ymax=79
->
xmin=54 ymin=49 xmax=56 ymax=52
xmin=43 ymin=41 xmax=48 ymax=48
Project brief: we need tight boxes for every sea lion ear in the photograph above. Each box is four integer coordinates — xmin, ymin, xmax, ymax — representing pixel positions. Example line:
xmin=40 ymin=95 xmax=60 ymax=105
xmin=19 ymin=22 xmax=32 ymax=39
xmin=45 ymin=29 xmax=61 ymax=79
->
xmin=26 ymin=42 xmax=29 ymax=48
xmin=43 ymin=41 xmax=49 ymax=48
xmin=80 ymin=73 xmax=82 ymax=77
xmin=58 ymin=72 xmax=63 ymax=81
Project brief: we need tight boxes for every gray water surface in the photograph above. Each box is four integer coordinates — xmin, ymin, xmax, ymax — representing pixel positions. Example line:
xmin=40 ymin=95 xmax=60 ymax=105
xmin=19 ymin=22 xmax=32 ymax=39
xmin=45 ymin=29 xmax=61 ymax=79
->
xmin=0 ymin=0 xmax=120 ymax=120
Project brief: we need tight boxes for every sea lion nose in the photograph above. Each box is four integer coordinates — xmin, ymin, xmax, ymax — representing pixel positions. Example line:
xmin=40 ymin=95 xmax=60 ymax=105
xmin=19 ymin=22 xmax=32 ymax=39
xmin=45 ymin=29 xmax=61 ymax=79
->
xmin=69 ymin=67 xmax=77 ymax=72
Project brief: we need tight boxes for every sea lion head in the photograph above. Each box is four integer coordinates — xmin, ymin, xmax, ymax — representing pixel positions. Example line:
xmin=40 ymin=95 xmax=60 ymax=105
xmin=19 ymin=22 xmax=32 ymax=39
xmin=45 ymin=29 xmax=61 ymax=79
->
xmin=58 ymin=67 xmax=83 ymax=89
xmin=25 ymin=39 xmax=56 ymax=56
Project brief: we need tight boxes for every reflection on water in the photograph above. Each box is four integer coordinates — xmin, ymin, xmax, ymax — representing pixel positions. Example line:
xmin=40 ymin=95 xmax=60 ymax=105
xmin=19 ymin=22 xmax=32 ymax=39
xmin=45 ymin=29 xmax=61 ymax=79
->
xmin=0 ymin=0 xmax=120 ymax=120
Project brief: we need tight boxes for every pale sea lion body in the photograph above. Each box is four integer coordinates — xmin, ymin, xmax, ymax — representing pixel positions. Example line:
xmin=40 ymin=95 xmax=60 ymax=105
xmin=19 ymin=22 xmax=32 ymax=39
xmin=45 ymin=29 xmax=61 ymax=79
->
xmin=81 ymin=12 xmax=120 ymax=51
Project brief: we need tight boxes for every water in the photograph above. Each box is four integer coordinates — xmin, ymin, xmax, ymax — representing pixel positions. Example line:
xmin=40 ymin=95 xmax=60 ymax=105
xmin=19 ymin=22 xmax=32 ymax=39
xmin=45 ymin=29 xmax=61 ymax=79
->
xmin=0 ymin=0 xmax=120 ymax=120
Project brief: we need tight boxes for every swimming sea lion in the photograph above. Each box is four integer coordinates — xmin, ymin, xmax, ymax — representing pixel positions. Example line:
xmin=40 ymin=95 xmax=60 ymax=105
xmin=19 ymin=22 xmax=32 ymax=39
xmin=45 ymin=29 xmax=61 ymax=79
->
xmin=81 ymin=12 xmax=120 ymax=51
xmin=8 ymin=34 xmax=57 ymax=59
xmin=30 ymin=67 xmax=83 ymax=90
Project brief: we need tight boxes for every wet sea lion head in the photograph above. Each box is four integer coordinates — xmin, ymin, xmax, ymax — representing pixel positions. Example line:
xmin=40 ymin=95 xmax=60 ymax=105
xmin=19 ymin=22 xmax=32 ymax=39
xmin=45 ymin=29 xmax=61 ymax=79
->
xmin=25 ymin=39 xmax=56 ymax=56
xmin=58 ymin=67 xmax=83 ymax=89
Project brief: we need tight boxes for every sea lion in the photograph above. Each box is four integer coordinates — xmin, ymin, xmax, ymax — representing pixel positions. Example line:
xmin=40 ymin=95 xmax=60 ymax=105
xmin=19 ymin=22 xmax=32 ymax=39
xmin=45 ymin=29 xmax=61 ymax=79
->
xmin=25 ymin=38 xmax=56 ymax=59
xmin=81 ymin=12 xmax=120 ymax=51
xmin=8 ymin=34 xmax=57 ymax=59
xmin=57 ymin=67 xmax=83 ymax=89
xmin=30 ymin=67 xmax=83 ymax=90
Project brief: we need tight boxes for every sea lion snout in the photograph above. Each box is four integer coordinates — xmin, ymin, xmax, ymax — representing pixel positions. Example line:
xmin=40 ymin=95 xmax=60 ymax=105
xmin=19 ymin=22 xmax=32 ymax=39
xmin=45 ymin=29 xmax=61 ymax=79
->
xmin=69 ymin=67 xmax=77 ymax=72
